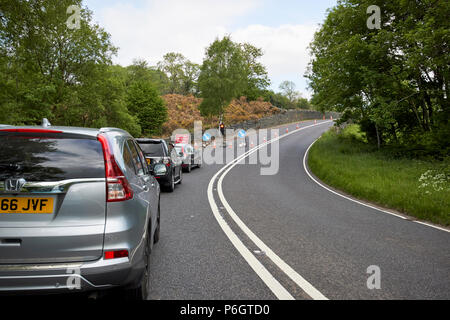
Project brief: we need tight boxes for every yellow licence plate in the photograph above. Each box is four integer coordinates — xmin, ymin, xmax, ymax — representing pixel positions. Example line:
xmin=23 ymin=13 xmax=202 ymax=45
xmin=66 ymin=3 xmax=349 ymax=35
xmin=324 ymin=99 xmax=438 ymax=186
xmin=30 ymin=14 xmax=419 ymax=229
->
xmin=0 ymin=197 xmax=54 ymax=214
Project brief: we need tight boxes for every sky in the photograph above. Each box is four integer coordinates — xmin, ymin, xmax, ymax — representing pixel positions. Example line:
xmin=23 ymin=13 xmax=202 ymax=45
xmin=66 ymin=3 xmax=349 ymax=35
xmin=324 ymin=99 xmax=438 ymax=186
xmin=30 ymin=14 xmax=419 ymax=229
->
xmin=84 ymin=0 xmax=337 ymax=99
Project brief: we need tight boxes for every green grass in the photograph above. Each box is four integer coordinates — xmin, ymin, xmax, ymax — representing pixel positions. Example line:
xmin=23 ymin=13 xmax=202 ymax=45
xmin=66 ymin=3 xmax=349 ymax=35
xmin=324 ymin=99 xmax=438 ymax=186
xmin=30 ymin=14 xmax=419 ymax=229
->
xmin=308 ymin=125 xmax=450 ymax=226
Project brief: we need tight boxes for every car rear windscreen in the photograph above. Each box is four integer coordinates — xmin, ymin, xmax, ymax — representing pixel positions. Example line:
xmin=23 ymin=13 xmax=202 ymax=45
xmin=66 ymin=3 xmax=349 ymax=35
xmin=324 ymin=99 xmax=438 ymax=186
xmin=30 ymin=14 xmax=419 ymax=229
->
xmin=138 ymin=142 xmax=165 ymax=157
xmin=0 ymin=137 xmax=105 ymax=181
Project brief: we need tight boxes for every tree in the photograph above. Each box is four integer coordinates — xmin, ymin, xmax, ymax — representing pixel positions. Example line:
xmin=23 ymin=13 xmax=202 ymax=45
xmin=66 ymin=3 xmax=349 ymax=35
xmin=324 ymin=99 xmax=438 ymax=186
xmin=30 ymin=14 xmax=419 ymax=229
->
xmin=198 ymin=36 xmax=270 ymax=116
xmin=157 ymin=52 xmax=200 ymax=95
xmin=127 ymin=59 xmax=169 ymax=94
xmin=296 ymin=97 xmax=312 ymax=110
xmin=262 ymin=90 xmax=290 ymax=109
xmin=182 ymin=60 xmax=200 ymax=95
xmin=306 ymin=0 xmax=449 ymax=155
xmin=198 ymin=36 xmax=247 ymax=116
xmin=126 ymin=81 xmax=167 ymax=136
xmin=279 ymin=81 xmax=299 ymax=104
xmin=0 ymin=0 xmax=119 ymax=128
xmin=239 ymin=43 xmax=270 ymax=100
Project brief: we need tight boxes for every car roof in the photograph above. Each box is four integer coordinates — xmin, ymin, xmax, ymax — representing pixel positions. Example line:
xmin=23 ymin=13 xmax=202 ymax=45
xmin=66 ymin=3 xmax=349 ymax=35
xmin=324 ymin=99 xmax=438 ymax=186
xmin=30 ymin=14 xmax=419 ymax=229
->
xmin=174 ymin=143 xmax=192 ymax=147
xmin=136 ymin=138 xmax=165 ymax=143
xmin=0 ymin=125 xmax=131 ymax=138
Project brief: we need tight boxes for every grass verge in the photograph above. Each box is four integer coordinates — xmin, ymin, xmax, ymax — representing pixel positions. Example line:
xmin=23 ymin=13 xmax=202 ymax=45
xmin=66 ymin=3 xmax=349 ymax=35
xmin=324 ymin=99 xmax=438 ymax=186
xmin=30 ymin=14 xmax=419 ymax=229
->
xmin=308 ymin=125 xmax=450 ymax=226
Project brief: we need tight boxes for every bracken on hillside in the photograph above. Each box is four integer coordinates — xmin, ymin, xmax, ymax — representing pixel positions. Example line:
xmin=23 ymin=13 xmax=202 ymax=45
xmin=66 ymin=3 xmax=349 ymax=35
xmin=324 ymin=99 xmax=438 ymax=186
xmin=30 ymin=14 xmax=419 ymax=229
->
xmin=161 ymin=94 xmax=280 ymax=135
xmin=224 ymin=96 xmax=280 ymax=124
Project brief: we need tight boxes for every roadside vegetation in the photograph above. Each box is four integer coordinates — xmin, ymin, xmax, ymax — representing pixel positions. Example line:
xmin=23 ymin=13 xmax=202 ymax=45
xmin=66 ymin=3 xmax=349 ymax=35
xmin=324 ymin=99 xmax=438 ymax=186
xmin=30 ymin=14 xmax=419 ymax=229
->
xmin=306 ymin=0 xmax=449 ymax=226
xmin=307 ymin=0 xmax=449 ymax=159
xmin=162 ymin=94 xmax=279 ymax=136
xmin=309 ymin=125 xmax=450 ymax=226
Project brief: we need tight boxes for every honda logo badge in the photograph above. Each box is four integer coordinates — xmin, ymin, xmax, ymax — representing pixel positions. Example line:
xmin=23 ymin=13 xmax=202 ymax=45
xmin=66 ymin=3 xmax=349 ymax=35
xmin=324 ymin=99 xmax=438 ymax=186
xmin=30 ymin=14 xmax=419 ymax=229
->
xmin=5 ymin=178 xmax=26 ymax=192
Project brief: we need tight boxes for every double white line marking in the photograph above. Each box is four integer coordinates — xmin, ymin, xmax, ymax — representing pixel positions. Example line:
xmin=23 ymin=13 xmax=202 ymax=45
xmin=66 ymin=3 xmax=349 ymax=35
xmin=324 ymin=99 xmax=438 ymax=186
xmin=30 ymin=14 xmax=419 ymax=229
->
xmin=207 ymin=121 xmax=331 ymax=300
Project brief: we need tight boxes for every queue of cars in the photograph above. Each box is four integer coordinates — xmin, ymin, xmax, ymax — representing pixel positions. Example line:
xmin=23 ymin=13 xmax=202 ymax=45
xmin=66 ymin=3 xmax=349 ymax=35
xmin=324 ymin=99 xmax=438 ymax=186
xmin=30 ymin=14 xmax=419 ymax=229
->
xmin=135 ymin=138 xmax=202 ymax=192
xmin=0 ymin=120 xmax=201 ymax=299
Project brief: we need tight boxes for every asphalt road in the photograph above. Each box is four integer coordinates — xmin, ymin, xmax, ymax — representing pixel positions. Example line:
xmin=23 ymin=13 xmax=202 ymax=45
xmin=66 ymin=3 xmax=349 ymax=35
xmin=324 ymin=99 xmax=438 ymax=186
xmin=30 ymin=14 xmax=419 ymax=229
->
xmin=148 ymin=120 xmax=450 ymax=300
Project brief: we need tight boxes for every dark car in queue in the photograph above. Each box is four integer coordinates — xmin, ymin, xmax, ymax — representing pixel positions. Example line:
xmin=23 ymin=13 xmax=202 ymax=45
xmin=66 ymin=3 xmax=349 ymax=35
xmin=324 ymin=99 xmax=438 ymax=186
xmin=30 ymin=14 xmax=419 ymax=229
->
xmin=136 ymin=139 xmax=182 ymax=192
xmin=0 ymin=121 xmax=161 ymax=299
xmin=174 ymin=143 xmax=202 ymax=173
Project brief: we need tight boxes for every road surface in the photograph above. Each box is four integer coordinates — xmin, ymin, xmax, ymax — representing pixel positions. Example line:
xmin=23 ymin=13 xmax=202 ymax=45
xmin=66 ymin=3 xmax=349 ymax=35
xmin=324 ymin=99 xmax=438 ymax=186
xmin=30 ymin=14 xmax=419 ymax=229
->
xmin=148 ymin=120 xmax=450 ymax=300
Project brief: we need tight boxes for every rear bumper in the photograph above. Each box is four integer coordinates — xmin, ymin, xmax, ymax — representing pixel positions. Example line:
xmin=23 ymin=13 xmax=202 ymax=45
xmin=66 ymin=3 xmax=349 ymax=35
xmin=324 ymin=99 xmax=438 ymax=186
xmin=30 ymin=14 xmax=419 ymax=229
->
xmin=154 ymin=172 xmax=170 ymax=184
xmin=0 ymin=256 xmax=144 ymax=294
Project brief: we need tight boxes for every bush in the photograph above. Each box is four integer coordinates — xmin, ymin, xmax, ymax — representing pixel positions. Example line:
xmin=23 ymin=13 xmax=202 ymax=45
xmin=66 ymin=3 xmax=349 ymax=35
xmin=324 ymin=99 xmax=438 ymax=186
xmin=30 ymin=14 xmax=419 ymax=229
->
xmin=127 ymin=81 xmax=167 ymax=136
xmin=309 ymin=125 xmax=450 ymax=226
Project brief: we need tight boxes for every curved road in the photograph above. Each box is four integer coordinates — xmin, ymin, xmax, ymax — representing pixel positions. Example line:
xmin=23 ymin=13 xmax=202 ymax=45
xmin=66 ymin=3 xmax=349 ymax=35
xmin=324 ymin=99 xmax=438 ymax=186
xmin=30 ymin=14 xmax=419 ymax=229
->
xmin=148 ymin=120 xmax=450 ymax=300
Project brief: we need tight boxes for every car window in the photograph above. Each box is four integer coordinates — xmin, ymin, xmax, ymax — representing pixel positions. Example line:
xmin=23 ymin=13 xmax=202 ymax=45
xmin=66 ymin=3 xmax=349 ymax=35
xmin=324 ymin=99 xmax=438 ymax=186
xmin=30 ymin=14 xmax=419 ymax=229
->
xmin=138 ymin=142 xmax=165 ymax=157
xmin=134 ymin=142 xmax=149 ymax=175
xmin=170 ymin=148 xmax=179 ymax=159
xmin=0 ymin=137 xmax=105 ymax=181
xmin=127 ymin=140 xmax=144 ymax=176
xmin=122 ymin=141 xmax=136 ymax=176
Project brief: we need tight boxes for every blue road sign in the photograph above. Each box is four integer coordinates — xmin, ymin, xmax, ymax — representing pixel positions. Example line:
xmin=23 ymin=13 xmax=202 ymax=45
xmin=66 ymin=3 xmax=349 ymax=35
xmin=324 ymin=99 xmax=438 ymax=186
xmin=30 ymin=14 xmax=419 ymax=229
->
xmin=238 ymin=129 xmax=246 ymax=138
xmin=202 ymin=133 xmax=211 ymax=141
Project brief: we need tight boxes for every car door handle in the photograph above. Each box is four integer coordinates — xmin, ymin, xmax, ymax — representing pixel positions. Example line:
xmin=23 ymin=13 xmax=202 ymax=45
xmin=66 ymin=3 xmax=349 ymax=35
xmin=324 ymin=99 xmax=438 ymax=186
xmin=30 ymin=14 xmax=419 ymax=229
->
xmin=0 ymin=239 xmax=22 ymax=247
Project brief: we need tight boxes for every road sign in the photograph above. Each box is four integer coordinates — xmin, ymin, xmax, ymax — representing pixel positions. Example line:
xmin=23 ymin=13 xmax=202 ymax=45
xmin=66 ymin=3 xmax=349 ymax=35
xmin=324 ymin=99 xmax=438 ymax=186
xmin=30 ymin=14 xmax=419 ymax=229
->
xmin=238 ymin=129 xmax=246 ymax=138
xmin=202 ymin=133 xmax=211 ymax=141
xmin=174 ymin=134 xmax=190 ymax=144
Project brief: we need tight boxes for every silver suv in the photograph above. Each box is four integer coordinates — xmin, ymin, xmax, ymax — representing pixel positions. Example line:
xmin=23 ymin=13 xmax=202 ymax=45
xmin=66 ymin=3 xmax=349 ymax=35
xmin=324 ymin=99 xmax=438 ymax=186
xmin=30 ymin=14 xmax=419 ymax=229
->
xmin=0 ymin=123 xmax=160 ymax=299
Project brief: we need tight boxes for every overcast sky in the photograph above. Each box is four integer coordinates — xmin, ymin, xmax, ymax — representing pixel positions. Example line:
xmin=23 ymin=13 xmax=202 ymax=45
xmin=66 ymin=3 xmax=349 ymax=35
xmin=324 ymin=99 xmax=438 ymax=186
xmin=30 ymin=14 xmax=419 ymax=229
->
xmin=84 ymin=0 xmax=337 ymax=98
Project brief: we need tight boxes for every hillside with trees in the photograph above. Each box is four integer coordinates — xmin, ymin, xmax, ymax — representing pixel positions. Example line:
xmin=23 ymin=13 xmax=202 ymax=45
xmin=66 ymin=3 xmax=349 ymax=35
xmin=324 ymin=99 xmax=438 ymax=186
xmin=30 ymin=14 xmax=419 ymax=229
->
xmin=0 ymin=0 xmax=315 ymax=138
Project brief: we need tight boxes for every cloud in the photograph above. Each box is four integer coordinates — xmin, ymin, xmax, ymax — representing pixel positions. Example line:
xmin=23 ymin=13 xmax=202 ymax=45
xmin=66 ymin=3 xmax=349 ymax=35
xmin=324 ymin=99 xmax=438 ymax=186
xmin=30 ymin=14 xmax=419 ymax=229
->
xmin=231 ymin=24 xmax=317 ymax=97
xmin=94 ymin=0 xmax=258 ymax=64
xmin=89 ymin=0 xmax=317 ymax=97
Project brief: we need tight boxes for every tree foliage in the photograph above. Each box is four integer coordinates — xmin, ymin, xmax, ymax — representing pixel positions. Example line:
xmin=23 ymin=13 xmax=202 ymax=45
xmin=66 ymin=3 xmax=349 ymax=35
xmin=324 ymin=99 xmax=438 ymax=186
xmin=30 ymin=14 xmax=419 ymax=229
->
xmin=0 ymin=0 xmax=168 ymax=137
xmin=198 ymin=36 xmax=270 ymax=116
xmin=1 ymin=1 xmax=275 ymax=137
xmin=126 ymin=81 xmax=167 ymax=136
xmin=279 ymin=81 xmax=299 ymax=103
xmin=157 ymin=52 xmax=200 ymax=95
xmin=262 ymin=88 xmax=312 ymax=110
xmin=307 ymin=0 xmax=449 ymax=156
xmin=0 ymin=0 xmax=116 ymax=125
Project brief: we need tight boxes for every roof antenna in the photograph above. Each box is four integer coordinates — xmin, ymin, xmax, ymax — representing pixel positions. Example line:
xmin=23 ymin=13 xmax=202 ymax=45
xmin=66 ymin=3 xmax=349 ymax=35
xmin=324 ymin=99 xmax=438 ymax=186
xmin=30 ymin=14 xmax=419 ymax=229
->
xmin=42 ymin=118 xmax=51 ymax=128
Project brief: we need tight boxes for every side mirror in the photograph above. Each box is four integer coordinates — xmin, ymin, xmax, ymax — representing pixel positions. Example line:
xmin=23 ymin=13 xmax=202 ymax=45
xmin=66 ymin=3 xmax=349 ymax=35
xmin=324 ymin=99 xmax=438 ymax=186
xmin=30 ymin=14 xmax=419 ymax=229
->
xmin=147 ymin=164 xmax=155 ymax=176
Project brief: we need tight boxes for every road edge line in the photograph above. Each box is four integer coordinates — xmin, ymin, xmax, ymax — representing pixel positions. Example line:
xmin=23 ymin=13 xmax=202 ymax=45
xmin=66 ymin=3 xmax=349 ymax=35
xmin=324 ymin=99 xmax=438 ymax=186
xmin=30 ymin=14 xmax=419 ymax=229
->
xmin=208 ymin=120 xmax=331 ymax=300
xmin=303 ymin=139 xmax=450 ymax=233
xmin=207 ymin=171 xmax=295 ymax=300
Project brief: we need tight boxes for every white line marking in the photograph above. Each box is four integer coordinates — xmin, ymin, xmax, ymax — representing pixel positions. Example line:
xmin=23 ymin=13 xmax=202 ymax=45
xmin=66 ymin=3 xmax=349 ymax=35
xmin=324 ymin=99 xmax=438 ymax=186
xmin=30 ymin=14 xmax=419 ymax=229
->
xmin=302 ymin=140 xmax=406 ymax=220
xmin=208 ymin=120 xmax=331 ymax=300
xmin=208 ymin=169 xmax=294 ymax=300
xmin=413 ymin=221 xmax=450 ymax=233
xmin=303 ymin=139 xmax=450 ymax=233
xmin=218 ymin=162 xmax=328 ymax=300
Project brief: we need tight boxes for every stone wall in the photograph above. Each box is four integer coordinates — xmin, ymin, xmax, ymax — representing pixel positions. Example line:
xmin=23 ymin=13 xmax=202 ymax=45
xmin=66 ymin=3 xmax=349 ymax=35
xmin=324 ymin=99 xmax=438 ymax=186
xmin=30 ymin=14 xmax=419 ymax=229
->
xmin=227 ymin=110 xmax=340 ymax=131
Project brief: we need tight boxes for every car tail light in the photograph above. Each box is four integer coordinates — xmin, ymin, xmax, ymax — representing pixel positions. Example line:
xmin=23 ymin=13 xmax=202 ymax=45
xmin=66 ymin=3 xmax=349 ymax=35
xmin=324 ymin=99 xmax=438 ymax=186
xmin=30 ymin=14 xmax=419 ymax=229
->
xmin=97 ymin=134 xmax=133 ymax=202
xmin=104 ymin=250 xmax=129 ymax=260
